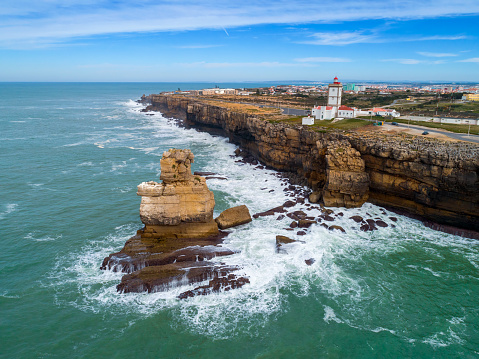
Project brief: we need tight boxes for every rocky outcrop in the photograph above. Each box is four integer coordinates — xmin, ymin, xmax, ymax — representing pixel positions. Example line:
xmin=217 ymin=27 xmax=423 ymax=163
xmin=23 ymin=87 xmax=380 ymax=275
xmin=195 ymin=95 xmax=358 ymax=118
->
xmin=137 ymin=149 xmax=216 ymax=233
xmin=141 ymin=95 xmax=479 ymax=234
xmin=102 ymin=149 xmax=249 ymax=295
xmin=215 ymin=205 xmax=252 ymax=229
xmin=321 ymin=139 xmax=369 ymax=208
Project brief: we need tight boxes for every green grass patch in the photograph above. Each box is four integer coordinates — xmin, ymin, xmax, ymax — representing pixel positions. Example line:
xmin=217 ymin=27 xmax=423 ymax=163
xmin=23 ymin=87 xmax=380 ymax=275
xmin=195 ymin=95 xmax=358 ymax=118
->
xmin=268 ymin=116 xmax=371 ymax=131
xmin=312 ymin=118 xmax=372 ymax=130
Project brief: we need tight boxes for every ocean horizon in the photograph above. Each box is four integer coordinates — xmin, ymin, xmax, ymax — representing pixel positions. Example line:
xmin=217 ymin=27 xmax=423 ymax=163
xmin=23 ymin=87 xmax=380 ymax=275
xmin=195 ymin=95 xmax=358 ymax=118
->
xmin=1 ymin=82 xmax=478 ymax=358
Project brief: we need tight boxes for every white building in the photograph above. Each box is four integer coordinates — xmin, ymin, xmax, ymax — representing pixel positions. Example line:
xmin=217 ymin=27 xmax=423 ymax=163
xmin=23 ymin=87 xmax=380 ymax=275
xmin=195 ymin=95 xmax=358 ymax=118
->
xmin=337 ymin=105 xmax=359 ymax=118
xmin=368 ymin=108 xmax=400 ymax=117
xmin=302 ymin=116 xmax=315 ymax=125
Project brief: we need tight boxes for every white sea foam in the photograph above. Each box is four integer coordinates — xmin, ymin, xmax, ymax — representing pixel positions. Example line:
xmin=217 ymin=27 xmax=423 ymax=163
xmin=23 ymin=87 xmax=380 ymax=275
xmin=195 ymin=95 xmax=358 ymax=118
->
xmin=323 ymin=305 xmax=343 ymax=324
xmin=25 ymin=232 xmax=62 ymax=242
xmin=0 ymin=203 xmax=18 ymax=220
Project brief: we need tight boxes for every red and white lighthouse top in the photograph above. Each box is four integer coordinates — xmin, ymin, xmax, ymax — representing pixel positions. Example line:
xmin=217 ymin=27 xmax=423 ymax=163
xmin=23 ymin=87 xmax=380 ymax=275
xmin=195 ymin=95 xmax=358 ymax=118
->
xmin=333 ymin=76 xmax=341 ymax=84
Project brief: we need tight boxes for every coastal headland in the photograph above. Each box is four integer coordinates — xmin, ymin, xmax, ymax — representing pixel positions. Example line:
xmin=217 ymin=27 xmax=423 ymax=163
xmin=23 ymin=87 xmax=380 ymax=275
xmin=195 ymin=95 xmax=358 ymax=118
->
xmin=140 ymin=94 xmax=479 ymax=237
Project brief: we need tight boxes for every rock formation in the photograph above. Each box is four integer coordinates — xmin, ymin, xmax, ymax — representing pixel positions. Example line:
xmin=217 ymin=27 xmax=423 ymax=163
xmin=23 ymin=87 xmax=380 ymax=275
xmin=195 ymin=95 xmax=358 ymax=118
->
xmin=137 ymin=149 xmax=217 ymax=238
xmin=215 ymin=205 xmax=252 ymax=229
xmin=101 ymin=149 xmax=251 ymax=295
xmin=320 ymin=139 xmax=369 ymax=208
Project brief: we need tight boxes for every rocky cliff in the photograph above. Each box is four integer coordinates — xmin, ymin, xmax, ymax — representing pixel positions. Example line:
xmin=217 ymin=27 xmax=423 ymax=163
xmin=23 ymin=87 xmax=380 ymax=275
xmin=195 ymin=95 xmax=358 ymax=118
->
xmin=141 ymin=95 xmax=479 ymax=234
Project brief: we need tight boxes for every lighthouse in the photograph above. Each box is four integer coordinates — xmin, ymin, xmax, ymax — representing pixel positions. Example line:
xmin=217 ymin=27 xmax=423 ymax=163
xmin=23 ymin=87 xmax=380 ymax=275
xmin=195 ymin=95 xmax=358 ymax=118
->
xmin=327 ymin=76 xmax=342 ymax=116
xmin=311 ymin=76 xmax=343 ymax=120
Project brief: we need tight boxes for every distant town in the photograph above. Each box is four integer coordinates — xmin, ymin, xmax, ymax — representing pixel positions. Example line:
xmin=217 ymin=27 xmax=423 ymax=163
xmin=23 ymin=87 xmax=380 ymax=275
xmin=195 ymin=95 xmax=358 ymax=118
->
xmin=160 ymin=78 xmax=479 ymax=129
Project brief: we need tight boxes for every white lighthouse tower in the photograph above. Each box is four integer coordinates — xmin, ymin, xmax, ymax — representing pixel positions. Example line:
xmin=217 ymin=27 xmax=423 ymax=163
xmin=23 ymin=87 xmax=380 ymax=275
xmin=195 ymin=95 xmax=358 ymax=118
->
xmin=311 ymin=76 xmax=343 ymax=120
xmin=327 ymin=76 xmax=342 ymax=116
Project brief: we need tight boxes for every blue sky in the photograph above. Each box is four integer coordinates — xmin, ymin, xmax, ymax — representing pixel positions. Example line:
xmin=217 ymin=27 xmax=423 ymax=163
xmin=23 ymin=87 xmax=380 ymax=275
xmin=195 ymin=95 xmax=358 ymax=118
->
xmin=1 ymin=0 xmax=478 ymax=82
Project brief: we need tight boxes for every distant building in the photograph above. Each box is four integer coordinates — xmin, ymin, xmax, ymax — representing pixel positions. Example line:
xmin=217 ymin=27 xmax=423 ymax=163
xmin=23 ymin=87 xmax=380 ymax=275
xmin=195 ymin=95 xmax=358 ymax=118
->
xmin=462 ymin=93 xmax=479 ymax=102
xmin=343 ymin=83 xmax=355 ymax=91
xmin=200 ymin=88 xmax=237 ymax=95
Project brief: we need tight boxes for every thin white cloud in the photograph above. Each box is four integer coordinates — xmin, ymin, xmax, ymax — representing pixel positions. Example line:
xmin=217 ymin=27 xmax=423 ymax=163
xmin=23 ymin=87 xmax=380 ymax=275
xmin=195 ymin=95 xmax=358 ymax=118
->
xmin=302 ymin=31 xmax=377 ymax=46
xmin=417 ymin=51 xmax=458 ymax=57
xmin=301 ymin=31 xmax=468 ymax=46
xmin=295 ymin=57 xmax=352 ymax=63
xmin=382 ymin=58 xmax=449 ymax=65
xmin=458 ymin=58 xmax=479 ymax=62
xmin=1 ymin=0 xmax=479 ymax=48
xmin=413 ymin=35 xmax=467 ymax=41
xmin=383 ymin=59 xmax=424 ymax=65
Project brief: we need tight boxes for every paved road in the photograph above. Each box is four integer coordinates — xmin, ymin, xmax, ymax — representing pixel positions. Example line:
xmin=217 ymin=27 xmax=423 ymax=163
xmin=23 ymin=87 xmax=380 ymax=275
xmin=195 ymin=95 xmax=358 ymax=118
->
xmin=280 ymin=107 xmax=309 ymax=116
xmin=385 ymin=122 xmax=479 ymax=144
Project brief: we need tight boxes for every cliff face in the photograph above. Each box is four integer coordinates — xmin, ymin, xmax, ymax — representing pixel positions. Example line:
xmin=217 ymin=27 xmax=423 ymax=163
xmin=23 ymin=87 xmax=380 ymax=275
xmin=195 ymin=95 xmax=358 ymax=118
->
xmin=142 ymin=95 xmax=479 ymax=233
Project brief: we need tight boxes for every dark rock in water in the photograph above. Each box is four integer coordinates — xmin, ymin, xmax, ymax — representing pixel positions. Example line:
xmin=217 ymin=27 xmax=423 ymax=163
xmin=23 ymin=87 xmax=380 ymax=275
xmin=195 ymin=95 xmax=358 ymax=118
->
xmin=293 ymin=210 xmax=307 ymax=219
xmin=366 ymin=219 xmax=378 ymax=230
xmin=205 ymin=176 xmax=227 ymax=180
xmin=350 ymin=215 xmax=364 ymax=223
xmin=320 ymin=215 xmax=335 ymax=222
xmin=389 ymin=217 xmax=398 ymax=222
xmin=376 ymin=220 xmax=388 ymax=228
xmin=360 ymin=224 xmax=371 ymax=231
xmin=289 ymin=221 xmax=298 ymax=228
xmin=298 ymin=219 xmax=316 ymax=228
xmin=320 ymin=223 xmax=329 ymax=229
xmin=101 ymin=231 xmax=232 ymax=273
xmin=283 ymin=200 xmax=296 ymax=208
xmin=337 ymin=212 xmax=344 ymax=217
xmin=276 ymin=235 xmax=297 ymax=245
xmin=194 ymin=171 xmax=216 ymax=176
xmin=117 ymin=262 xmax=241 ymax=294
xmin=287 ymin=212 xmax=299 ymax=220
xmin=305 ymin=258 xmax=315 ymax=266
xmin=360 ymin=219 xmax=379 ymax=232
xmin=276 ymin=235 xmax=301 ymax=252
xmin=321 ymin=208 xmax=335 ymax=215
xmin=297 ymin=231 xmax=307 ymax=236
xmin=329 ymin=225 xmax=346 ymax=233
xmin=276 ymin=214 xmax=285 ymax=221
xmin=178 ymin=274 xmax=250 ymax=299
xmin=253 ymin=206 xmax=286 ymax=218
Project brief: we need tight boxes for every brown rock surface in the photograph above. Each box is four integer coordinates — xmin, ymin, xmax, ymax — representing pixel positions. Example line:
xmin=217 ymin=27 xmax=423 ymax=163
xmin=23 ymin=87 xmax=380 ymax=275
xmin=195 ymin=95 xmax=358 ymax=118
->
xmin=321 ymin=140 xmax=369 ymax=208
xmin=215 ymin=205 xmax=252 ymax=229
xmin=138 ymin=149 xmax=215 ymax=226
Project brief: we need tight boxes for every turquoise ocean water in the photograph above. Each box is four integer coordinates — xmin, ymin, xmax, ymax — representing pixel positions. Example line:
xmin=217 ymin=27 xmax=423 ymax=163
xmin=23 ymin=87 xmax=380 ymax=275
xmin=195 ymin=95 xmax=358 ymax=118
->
xmin=1 ymin=83 xmax=478 ymax=358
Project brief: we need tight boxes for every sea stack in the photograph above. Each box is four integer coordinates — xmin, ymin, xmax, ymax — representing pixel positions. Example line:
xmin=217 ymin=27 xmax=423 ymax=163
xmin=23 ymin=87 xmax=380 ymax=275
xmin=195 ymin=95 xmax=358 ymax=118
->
xmin=101 ymin=149 xmax=252 ymax=295
xmin=137 ymin=149 xmax=218 ymax=238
